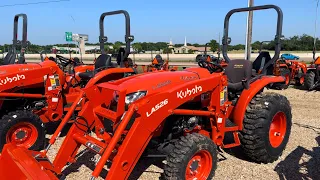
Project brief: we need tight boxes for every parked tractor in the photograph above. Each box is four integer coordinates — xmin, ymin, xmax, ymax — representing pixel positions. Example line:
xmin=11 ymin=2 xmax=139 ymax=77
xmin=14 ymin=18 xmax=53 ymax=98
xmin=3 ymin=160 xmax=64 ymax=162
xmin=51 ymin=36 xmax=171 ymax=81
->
xmin=304 ymin=49 xmax=320 ymax=90
xmin=0 ymin=10 xmax=136 ymax=151
xmin=141 ymin=54 xmax=178 ymax=72
xmin=0 ymin=5 xmax=292 ymax=180
xmin=258 ymin=41 xmax=307 ymax=89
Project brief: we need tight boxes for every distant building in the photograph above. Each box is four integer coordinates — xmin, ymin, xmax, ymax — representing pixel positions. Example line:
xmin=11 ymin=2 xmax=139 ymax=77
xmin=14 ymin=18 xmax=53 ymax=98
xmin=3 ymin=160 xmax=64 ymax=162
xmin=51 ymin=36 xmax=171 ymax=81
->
xmin=172 ymin=37 xmax=213 ymax=54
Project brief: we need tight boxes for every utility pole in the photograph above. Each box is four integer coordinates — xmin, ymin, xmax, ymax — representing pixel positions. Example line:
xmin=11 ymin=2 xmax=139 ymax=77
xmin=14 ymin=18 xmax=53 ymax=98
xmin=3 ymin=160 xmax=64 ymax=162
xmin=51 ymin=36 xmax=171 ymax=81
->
xmin=313 ymin=0 xmax=319 ymax=59
xmin=245 ymin=0 xmax=254 ymax=60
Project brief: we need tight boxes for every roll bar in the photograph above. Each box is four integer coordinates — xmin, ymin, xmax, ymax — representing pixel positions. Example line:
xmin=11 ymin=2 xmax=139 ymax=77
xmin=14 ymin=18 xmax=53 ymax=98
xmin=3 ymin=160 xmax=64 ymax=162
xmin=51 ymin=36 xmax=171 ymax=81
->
xmin=222 ymin=5 xmax=283 ymax=63
xmin=14 ymin=14 xmax=28 ymax=63
xmin=99 ymin=10 xmax=134 ymax=60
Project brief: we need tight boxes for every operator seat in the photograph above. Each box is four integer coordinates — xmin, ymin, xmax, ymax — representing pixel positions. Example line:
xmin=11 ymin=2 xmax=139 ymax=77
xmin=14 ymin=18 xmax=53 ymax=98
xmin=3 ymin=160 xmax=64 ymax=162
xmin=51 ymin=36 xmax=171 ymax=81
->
xmin=224 ymin=59 xmax=253 ymax=93
xmin=2 ymin=51 xmax=16 ymax=65
xmin=252 ymin=51 xmax=273 ymax=75
xmin=78 ymin=54 xmax=113 ymax=80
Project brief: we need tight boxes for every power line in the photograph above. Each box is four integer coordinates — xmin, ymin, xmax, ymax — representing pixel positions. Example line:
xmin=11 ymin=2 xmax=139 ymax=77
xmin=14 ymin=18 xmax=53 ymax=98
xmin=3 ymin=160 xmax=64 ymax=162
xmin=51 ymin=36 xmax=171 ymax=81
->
xmin=0 ymin=0 xmax=70 ymax=8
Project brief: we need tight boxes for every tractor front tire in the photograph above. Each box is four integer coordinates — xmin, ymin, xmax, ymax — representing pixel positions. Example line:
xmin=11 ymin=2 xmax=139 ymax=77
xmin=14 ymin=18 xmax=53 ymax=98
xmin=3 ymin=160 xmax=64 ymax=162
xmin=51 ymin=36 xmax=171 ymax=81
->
xmin=304 ymin=71 xmax=315 ymax=90
xmin=272 ymin=68 xmax=291 ymax=90
xmin=0 ymin=110 xmax=45 ymax=152
xmin=240 ymin=93 xmax=292 ymax=163
xmin=164 ymin=133 xmax=217 ymax=180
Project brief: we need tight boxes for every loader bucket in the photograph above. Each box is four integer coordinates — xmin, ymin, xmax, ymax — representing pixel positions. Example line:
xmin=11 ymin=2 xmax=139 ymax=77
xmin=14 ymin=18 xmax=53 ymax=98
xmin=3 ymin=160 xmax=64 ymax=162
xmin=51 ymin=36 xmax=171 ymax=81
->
xmin=0 ymin=144 xmax=54 ymax=180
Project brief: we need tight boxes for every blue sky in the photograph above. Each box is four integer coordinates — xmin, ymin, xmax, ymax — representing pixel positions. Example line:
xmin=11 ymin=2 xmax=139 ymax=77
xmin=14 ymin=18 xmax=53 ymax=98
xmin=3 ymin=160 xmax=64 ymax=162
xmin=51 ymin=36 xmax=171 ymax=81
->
xmin=0 ymin=0 xmax=319 ymax=45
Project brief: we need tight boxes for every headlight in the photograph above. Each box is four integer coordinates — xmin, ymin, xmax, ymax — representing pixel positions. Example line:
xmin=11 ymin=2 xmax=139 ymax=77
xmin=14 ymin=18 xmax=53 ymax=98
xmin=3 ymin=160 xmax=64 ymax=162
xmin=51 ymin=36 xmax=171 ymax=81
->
xmin=125 ymin=91 xmax=147 ymax=105
xmin=113 ymin=91 xmax=147 ymax=106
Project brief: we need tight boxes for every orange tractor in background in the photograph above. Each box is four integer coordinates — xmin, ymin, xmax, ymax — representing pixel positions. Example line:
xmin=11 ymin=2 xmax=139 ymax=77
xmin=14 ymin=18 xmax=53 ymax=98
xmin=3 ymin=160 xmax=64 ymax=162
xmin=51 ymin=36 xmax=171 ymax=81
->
xmin=304 ymin=49 xmax=320 ymax=90
xmin=0 ymin=5 xmax=292 ymax=180
xmin=141 ymin=54 xmax=178 ymax=72
xmin=0 ymin=10 xmax=137 ymax=151
xmin=256 ymin=41 xmax=307 ymax=89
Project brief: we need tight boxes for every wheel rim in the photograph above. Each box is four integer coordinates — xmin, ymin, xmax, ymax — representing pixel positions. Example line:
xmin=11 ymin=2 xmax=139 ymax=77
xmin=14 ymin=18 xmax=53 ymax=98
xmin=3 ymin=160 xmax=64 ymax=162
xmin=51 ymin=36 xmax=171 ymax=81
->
xmin=185 ymin=150 xmax=212 ymax=180
xmin=269 ymin=112 xmax=287 ymax=148
xmin=6 ymin=122 xmax=38 ymax=148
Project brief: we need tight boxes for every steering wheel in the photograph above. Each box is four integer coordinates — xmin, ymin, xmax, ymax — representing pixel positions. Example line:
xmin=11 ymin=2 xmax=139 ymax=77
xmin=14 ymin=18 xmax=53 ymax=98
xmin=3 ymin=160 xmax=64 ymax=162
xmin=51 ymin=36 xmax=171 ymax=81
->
xmin=56 ymin=55 xmax=74 ymax=68
xmin=198 ymin=60 xmax=224 ymax=73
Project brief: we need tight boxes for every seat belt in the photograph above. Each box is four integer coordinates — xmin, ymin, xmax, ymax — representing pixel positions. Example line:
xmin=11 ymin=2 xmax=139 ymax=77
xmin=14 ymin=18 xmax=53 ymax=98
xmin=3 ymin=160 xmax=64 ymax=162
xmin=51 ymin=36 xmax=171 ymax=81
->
xmin=258 ymin=57 xmax=266 ymax=74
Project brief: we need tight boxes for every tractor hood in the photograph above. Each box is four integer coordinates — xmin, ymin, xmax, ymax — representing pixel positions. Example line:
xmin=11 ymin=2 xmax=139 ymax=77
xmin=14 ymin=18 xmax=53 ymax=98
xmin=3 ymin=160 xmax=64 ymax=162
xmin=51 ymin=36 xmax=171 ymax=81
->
xmin=0 ymin=61 xmax=57 ymax=75
xmin=0 ymin=61 xmax=63 ymax=91
xmin=117 ymin=67 xmax=211 ymax=95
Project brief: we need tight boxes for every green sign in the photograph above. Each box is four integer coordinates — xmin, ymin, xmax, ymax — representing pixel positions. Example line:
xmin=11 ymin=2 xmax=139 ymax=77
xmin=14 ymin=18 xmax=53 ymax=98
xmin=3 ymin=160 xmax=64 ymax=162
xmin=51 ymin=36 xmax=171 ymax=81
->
xmin=65 ymin=32 xmax=72 ymax=42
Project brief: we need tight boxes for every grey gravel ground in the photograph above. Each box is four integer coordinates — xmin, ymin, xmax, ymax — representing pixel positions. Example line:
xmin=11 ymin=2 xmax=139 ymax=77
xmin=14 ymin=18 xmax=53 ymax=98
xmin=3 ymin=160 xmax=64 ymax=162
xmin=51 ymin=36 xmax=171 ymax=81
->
xmin=47 ymin=87 xmax=320 ymax=180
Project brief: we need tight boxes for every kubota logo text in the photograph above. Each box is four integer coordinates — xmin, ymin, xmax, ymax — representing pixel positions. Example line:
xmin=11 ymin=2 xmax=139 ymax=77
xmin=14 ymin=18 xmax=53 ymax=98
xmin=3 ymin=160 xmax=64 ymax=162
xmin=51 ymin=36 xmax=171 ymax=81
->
xmin=0 ymin=74 xmax=25 ymax=86
xmin=146 ymin=99 xmax=168 ymax=117
xmin=177 ymin=85 xmax=203 ymax=99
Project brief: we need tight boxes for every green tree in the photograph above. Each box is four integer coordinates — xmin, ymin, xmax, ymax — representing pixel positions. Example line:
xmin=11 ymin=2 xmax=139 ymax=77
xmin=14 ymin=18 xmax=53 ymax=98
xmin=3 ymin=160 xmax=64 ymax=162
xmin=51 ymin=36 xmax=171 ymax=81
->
xmin=208 ymin=40 xmax=219 ymax=52
xmin=132 ymin=43 xmax=143 ymax=53
xmin=188 ymin=49 xmax=194 ymax=54
xmin=251 ymin=41 xmax=261 ymax=50
xmin=163 ymin=48 xmax=172 ymax=54
xmin=113 ymin=41 xmax=124 ymax=52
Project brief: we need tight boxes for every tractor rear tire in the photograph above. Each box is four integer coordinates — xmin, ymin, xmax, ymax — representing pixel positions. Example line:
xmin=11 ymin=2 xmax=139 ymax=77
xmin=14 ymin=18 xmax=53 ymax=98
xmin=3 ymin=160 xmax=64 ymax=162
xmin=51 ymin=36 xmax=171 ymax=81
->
xmin=240 ymin=93 xmax=292 ymax=163
xmin=272 ymin=68 xmax=291 ymax=90
xmin=0 ymin=110 xmax=45 ymax=152
xmin=164 ymin=133 xmax=217 ymax=180
xmin=304 ymin=71 xmax=315 ymax=90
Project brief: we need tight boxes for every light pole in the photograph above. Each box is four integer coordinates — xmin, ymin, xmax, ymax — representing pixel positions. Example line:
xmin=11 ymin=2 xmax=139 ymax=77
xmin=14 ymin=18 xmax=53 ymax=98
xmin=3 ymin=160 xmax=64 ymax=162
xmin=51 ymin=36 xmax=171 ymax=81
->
xmin=313 ymin=0 xmax=319 ymax=60
xmin=245 ymin=0 xmax=254 ymax=60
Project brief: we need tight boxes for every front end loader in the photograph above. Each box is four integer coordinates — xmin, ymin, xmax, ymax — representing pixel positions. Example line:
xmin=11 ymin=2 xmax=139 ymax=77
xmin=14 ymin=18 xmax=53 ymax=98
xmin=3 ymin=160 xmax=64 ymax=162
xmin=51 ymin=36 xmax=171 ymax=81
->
xmin=0 ymin=5 xmax=292 ymax=180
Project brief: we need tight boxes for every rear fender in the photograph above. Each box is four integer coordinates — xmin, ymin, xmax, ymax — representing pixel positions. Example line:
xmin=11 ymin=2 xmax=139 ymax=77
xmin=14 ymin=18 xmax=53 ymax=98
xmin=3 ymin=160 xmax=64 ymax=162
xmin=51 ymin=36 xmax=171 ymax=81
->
xmin=105 ymin=74 xmax=222 ymax=179
xmin=230 ymin=76 xmax=285 ymax=129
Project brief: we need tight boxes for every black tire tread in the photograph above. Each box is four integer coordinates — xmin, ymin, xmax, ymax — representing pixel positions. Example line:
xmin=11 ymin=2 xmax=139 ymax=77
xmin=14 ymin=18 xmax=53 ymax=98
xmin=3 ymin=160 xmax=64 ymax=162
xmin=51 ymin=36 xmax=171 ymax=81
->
xmin=164 ymin=133 xmax=217 ymax=180
xmin=304 ymin=71 xmax=315 ymax=90
xmin=240 ymin=92 xmax=292 ymax=163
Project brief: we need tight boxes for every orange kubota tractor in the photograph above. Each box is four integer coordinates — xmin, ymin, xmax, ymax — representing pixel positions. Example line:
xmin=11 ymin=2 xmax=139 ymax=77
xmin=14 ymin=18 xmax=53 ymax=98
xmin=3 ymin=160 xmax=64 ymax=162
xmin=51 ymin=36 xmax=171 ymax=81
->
xmin=0 ymin=10 xmax=136 ymax=151
xmin=141 ymin=54 xmax=178 ymax=72
xmin=304 ymin=45 xmax=320 ymax=90
xmin=258 ymin=41 xmax=307 ymax=89
xmin=0 ymin=5 xmax=292 ymax=180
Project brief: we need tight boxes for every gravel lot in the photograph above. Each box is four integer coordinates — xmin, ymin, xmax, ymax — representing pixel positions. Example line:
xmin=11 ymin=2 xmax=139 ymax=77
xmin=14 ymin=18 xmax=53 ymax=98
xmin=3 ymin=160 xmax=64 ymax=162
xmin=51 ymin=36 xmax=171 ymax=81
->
xmin=47 ymin=87 xmax=320 ymax=180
